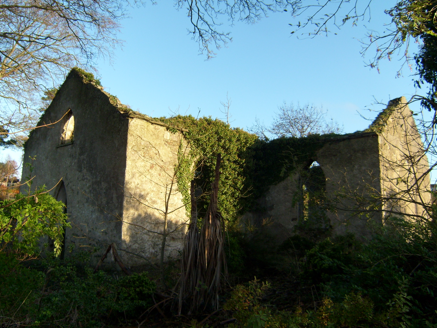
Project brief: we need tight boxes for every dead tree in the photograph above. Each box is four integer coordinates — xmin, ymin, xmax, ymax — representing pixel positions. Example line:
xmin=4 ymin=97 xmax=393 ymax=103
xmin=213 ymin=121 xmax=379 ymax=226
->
xmin=179 ymin=154 xmax=226 ymax=314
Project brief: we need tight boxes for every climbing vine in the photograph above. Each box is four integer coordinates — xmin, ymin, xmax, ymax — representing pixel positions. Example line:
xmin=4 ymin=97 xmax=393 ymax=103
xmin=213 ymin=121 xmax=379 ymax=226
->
xmin=157 ymin=115 xmax=344 ymax=224
xmin=157 ymin=115 xmax=257 ymax=223
xmin=243 ymin=135 xmax=332 ymax=211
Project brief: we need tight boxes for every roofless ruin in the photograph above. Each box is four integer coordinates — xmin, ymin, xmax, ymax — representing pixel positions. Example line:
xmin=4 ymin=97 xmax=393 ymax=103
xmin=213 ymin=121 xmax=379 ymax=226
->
xmin=22 ymin=68 xmax=431 ymax=266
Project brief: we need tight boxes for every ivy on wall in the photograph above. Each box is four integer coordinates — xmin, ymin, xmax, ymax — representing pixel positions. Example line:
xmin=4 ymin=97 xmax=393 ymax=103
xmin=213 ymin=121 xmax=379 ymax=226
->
xmin=243 ymin=135 xmax=331 ymax=211
xmin=158 ymin=115 xmax=343 ymax=223
xmin=157 ymin=115 xmax=257 ymax=223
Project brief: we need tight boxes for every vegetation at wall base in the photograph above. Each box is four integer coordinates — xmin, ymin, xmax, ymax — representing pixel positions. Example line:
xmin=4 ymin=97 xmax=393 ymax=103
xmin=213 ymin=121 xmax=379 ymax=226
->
xmin=0 ymin=188 xmax=70 ymax=258
xmin=220 ymin=216 xmax=437 ymax=328
xmin=2 ymin=204 xmax=437 ymax=326
xmin=0 ymin=251 xmax=157 ymax=327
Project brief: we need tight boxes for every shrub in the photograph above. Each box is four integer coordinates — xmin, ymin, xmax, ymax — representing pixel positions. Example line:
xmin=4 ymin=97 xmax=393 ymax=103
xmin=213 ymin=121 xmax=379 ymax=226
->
xmin=224 ymin=278 xmax=271 ymax=327
xmin=114 ymin=272 xmax=156 ymax=314
xmin=0 ymin=254 xmax=44 ymax=322
xmin=297 ymin=216 xmax=437 ymax=326
xmin=0 ymin=188 xmax=70 ymax=258
xmin=37 ymin=253 xmax=156 ymax=326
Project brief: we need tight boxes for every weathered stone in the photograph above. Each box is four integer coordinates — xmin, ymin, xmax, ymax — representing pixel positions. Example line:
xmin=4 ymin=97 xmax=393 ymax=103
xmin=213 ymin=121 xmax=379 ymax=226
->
xmin=23 ymin=68 xmax=430 ymax=263
xmin=243 ymin=97 xmax=431 ymax=242
xmin=22 ymin=69 xmax=188 ymax=267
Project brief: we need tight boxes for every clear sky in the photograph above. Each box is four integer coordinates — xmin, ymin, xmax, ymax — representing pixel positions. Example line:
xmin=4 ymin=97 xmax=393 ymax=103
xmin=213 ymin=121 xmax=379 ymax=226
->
xmin=94 ymin=0 xmax=421 ymax=133
xmin=2 ymin=0 xmax=433 ymax=179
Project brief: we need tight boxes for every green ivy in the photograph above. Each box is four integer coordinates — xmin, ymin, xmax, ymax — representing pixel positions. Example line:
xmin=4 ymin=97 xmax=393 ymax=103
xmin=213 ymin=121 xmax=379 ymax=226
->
xmin=365 ymin=98 xmax=403 ymax=134
xmin=243 ymin=134 xmax=329 ymax=210
xmin=157 ymin=115 xmax=257 ymax=223
xmin=156 ymin=115 xmax=347 ymax=223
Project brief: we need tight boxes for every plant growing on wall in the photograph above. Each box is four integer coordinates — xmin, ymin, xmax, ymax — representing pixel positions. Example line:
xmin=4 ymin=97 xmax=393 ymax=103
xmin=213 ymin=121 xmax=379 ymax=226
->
xmin=158 ymin=115 xmax=339 ymax=224
xmin=158 ymin=115 xmax=258 ymax=224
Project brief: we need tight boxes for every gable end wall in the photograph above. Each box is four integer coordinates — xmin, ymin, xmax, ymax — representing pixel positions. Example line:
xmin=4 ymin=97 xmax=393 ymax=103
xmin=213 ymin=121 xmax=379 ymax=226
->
xmin=21 ymin=71 xmax=129 ymax=262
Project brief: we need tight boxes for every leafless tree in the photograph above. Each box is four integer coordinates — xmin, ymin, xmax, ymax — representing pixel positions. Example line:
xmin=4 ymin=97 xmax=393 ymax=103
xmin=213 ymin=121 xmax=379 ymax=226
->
xmin=120 ymin=127 xmax=194 ymax=287
xmin=251 ymin=103 xmax=343 ymax=139
xmin=0 ymin=0 xmax=126 ymax=143
xmin=0 ymin=157 xmax=19 ymax=200
xmin=176 ymin=0 xmax=410 ymax=70
xmin=0 ymin=157 xmax=18 ymax=184
xmin=219 ymin=93 xmax=233 ymax=125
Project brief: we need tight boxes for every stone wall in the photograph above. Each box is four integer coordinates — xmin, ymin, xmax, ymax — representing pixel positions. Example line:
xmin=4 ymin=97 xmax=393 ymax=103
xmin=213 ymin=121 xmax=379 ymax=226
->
xmin=317 ymin=133 xmax=381 ymax=239
xmin=23 ymin=71 xmax=431 ymax=264
xmin=242 ymin=98 xmax=431 ymax=243
xmin=378 ymin=97 xmax=431 ymax=221
xmin=22 ymin=70 xmax=129 ymax=262
xmin=121 ymin=118 xmax=188 ymax=267
xmin=243 ymin=133 xmax=381 ymax=243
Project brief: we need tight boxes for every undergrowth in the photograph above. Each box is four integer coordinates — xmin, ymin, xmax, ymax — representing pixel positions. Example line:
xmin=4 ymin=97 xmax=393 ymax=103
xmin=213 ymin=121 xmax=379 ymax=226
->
xmin=0 ymin=252 xmax=156 ymax=327
xmin=221 ymin=214 xmax=437 ymax=328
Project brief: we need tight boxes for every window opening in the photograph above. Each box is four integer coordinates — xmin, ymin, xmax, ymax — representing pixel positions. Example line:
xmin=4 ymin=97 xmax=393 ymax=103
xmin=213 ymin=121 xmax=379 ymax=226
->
xmin=298 ymin=161 xmax=328 ymax=230
xmin=60 ymin=111 xmax=74 ymax=144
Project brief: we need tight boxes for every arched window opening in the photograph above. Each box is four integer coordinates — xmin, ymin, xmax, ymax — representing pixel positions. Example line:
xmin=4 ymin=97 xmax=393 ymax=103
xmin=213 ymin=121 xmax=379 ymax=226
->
xmin=49 ymin=181 xmax=67 ymax=259
xmin=298 ymin=161 xmax=328 ymax=230
xmin=60 ymin=110 xmax=74 ymax=144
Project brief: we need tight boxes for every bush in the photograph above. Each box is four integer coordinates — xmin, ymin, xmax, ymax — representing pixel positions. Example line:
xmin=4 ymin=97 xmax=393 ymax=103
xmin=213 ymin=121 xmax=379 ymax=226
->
xmin=0 ymin=250 xmax=156 ymax=327
xmin=114 ymin=272 xmax=156 ymax=315
xmin=0 ymin=254 xmax=44 ymax=322
xmin=297 ymin=217 xmax=437 ymax=326
xmin=37 ymin=253 xmax=156 ymax=326
xmin=224 ymin=278 xmax=271 ymax=327
xmin=0 ymin=188 xmax=70 ymax=258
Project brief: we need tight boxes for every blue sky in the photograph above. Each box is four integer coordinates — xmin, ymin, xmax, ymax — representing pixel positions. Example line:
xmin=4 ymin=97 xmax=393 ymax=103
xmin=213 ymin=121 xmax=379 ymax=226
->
xmin=94 ymin=0 xmax=420 ymax=133
xmin=2 ymin=0 xmax=432 ymax=178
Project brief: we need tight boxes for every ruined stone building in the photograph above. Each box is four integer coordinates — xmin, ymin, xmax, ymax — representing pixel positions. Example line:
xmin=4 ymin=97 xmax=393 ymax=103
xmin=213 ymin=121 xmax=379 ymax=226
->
xmin=244 ymin=97 xmax=431 ymax=241
xmin=22 ymin=69 xmax=188 ymax=267
xmin=22 ymin=68 xmax=431 ymax=266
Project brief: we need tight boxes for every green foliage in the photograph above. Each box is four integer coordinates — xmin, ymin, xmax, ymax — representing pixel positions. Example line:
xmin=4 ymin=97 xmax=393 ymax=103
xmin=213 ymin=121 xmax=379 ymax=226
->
xmin=39 ymin=258 xmax=155 ymax=326
xmin=416 ymin=30 xmax=437 ymax=110
xmin=0 ymin=188 xmax=70 ymax=258
xmin=243 ymin=134 xmax=332 ymax=211
xmin=37 ymin=260 xmax=115 ymax=327
xmin=0 ymin=253 xmax=44 ymax=320
xmin=115 ymin=272 xmax=156 ymax=311
xmin=219 ymin=215 xmax=437 ymax=327
xmin=157 ymin=115 xmax=257 ymax=222
xmin=301 ymin=234 xmax=362 ymax=287
xmin=176 ymin=141 xmax=194 ymax=217
xmin=387 ymin=0 xmax=437 ymax=111
xmin=225 ymin=231 xmax=246 ymax=276
xmin=365 ymin=99 xmax=399 ymax=134
xmin=294 ymin=216 xmax=437 ymax=326
xmin=329 ymin=292 xmax=374 ymax=327
xmin=156 ymin=114 xmax=340 ymax=223
xmin=1 ymin=250 xmax=156 ymax=327
xmin=224 ymin=278 xmax=377 ymax=328
xmin=108 ymin=94 xmax=119 ymax=106
xmin=72 ymin=67 xmax=102 ymax=86
xmin=224 ymin=278 xmax=271 ymax=326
